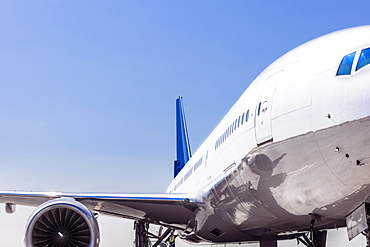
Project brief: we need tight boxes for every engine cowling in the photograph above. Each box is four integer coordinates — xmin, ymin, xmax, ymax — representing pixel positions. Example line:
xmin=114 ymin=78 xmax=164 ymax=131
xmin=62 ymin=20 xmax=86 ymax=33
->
xmin=25 ymin=198 xmax=100 ymax=247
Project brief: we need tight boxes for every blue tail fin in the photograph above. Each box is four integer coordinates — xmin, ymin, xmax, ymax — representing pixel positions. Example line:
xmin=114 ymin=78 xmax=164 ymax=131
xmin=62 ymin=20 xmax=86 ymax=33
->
xmin=174 ymin=96 xmax=191 ymax=178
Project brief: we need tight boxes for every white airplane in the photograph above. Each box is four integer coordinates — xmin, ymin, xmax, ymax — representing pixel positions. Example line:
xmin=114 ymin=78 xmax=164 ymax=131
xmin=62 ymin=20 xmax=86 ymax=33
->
xmin=1 ymin=25 xmax=370 ymax=247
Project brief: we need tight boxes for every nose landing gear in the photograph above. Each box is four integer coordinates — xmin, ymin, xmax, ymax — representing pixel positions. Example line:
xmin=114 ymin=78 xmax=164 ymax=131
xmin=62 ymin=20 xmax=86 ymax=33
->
xmin=296 ymin=214 xmax=327 ymax=247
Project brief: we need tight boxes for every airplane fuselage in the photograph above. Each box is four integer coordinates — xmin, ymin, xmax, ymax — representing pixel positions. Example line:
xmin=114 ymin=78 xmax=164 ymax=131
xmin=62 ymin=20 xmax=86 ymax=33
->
xmin=168 ymin=26 xmax=370 ymax=243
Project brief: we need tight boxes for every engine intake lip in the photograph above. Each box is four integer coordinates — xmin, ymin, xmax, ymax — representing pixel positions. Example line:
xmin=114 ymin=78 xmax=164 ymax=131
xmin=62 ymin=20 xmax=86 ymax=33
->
xmin=25 ymin=197 xmax=100 ymax=247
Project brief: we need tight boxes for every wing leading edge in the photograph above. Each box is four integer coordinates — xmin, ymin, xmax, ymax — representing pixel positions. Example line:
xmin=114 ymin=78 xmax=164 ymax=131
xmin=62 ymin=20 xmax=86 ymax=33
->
xmin=0 ymin=191 xmax=199 ymax=229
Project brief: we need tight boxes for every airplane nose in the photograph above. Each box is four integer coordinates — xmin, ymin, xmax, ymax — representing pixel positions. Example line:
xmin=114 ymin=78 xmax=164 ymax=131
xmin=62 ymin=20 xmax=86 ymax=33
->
xmin=313 ymin=65 xmax=370 ymax=195
xmin=313 ymin=60 xmax=370 ymax=132
xmin=345 ymin=68 xmax=370 ymax=120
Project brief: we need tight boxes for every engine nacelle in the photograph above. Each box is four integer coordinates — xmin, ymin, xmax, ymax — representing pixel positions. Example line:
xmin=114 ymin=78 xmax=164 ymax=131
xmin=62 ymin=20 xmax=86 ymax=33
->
xmin=25 ymin=198 xmax=100 ymax=247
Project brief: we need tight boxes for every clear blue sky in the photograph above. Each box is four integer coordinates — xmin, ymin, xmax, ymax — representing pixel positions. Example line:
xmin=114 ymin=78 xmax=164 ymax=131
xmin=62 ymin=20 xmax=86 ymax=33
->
xmin=0 ymin=1 xmax=369 ymax=246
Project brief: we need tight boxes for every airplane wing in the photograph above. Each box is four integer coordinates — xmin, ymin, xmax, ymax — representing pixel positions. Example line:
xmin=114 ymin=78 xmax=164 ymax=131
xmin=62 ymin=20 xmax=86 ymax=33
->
xmin=0 ymin=191 xmax=199 ymax=229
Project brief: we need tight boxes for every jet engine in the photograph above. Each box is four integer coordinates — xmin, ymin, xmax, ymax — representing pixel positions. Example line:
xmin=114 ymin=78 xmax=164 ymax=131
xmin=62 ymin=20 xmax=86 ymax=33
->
xmin=24 ymin=198 xmax=100 ymax=247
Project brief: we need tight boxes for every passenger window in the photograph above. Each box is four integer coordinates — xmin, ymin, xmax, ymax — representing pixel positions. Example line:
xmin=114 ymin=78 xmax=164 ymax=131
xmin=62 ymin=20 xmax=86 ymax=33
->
xmin=336 ymin=52 xmax=356 ymax=76
xmin=257 ymin=103 xmax=262 ymax=116
xmin=356 ymin=48 xmax=370 ymax=71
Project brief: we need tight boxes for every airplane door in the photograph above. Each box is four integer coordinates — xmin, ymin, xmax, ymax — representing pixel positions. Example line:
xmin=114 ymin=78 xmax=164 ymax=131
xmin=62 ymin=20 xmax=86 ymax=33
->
xmin=255 ymin=71 xmax=282 ymax=144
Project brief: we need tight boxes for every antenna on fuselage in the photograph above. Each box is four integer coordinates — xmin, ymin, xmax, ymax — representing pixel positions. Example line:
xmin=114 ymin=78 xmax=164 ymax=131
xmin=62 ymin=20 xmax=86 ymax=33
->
xmin=174 ymin=96 xmax=192 ymax=178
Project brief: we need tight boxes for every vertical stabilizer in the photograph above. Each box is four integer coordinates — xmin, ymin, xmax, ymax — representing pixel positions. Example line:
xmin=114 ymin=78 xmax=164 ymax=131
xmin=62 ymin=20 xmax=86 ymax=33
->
xmin=174 ymin=96 xmax=192 ymax=178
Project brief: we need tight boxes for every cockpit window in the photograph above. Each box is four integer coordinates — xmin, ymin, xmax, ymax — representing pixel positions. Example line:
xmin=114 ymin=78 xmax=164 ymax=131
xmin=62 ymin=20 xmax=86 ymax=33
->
xmin=356 ymin=48 xmax=370 ymax=71
xmin=336 ymin=52 xmax=356 ymax=76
